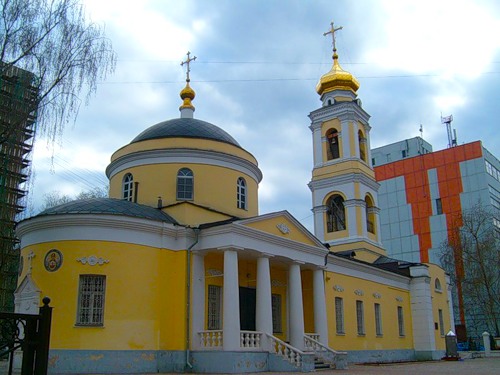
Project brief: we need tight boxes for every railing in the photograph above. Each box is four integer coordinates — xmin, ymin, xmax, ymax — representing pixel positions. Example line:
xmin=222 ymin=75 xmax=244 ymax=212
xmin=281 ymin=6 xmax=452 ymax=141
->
xmin=266 ymin=333 xmax=303 ymax=368
xmin=0 ymin=297 xmax=52 ymax=375
xmin=240 ymin=330 xmax=262 ymax=349
xmin=198 ymin=330 xmax=223 ymax=349
xmin=303 ymin=334 xmax=348 ymax=370
xmin=305 ymin=332 xmax=320 ymax=342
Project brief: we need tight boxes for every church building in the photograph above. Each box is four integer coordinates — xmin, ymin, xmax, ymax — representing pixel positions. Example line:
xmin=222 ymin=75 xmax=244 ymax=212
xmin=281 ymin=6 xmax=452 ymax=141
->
xmin=15 ymin=24 xmax=453 ymax=373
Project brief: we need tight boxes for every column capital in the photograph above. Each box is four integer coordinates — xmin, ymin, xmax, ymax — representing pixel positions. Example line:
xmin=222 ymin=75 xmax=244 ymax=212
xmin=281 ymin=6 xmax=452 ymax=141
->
xmin=217 ymin=246 xmax=244 ymax=252
xmin=258 ymin=252 xmax=275 ymax=259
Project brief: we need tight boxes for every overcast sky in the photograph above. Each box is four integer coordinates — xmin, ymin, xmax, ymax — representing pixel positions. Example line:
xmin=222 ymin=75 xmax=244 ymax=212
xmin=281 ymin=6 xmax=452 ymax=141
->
xmin=26 ymin=0 xmax=500 ymax=231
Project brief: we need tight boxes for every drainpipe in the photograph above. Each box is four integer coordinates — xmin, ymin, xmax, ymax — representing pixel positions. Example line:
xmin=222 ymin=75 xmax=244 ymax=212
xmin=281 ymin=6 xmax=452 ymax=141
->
xmin=185 ymin=227 xmax=200 ymax=371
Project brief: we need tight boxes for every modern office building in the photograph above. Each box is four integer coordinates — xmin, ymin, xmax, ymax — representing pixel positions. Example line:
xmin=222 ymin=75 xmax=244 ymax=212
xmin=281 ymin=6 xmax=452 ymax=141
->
xmin=373 ymin=137 xmax=500 ymax=339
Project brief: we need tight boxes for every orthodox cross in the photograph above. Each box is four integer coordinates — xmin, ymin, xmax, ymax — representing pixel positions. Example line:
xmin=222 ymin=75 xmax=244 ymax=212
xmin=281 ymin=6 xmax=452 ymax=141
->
xmin=181 ymin=51 xmax=197 ymax=82
xmin=323 ymin=21 xmax=343 ymax=52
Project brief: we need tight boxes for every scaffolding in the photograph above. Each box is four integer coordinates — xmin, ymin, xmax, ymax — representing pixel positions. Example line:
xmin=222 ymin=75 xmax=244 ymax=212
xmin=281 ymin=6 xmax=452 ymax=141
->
xmin=0 ymin=64 xmax=38 ymax=311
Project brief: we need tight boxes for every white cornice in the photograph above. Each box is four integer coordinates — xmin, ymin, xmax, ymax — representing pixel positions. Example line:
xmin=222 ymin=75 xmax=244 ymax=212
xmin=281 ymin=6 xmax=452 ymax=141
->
xmin=309 ymin=101 xmax=370 ymax=125
xmin=308 ymin=172 xmax=380 ymax=191
xmin=106 ymin=148 xmax=263 ymax=183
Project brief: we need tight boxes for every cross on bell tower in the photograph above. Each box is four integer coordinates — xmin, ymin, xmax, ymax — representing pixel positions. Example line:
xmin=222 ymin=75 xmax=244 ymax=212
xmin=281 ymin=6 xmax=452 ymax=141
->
xmin=323 ymin=21 xmax=343 ymax=54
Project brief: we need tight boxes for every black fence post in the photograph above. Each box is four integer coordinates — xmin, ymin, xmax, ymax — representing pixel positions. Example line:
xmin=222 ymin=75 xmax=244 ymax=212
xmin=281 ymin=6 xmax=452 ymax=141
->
xmin=34 ymin=297 xmax=52 ymax=375
xmin=21 ymin=318 xmax=37 ymax=375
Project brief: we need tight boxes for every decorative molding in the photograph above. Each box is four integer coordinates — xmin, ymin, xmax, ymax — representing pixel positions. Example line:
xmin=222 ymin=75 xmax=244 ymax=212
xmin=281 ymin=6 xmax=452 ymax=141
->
xmin=333 ymin=285 xmax=344 ymax=292
xmin=373 ymin=292 xmax=382 ymax=299
xmin=76 ymin=255 xmax=109 ymax=266
xmin=276 ymin=223 xmax=290 ymax=234
xmin=354 ymin=289 xmax=364 ymax=296
xmin=271 ymin=279 xmax=286 ymax=287
xmin=396 ymin=296 xmax=403 ymax=302
xmin=207 ymin=268 xmax=223 ymax=277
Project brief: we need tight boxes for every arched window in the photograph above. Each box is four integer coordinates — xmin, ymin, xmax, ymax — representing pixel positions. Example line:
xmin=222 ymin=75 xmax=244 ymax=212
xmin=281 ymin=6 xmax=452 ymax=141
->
xmin=326 ymin=129 xmax=340 ymax=160
xmin=237 ymin=177 xmax=247 ymax=209
xmin=177 ymin=168 xmax=193 ymax=200
xmin=122 ymin=173 xmax=134 ymax=202
xmin=435 ymin=278 xmax=442 ymax=292
xmin=365 ymin=195 xmax=375 ymax=234
xmin=326 ymin=194 xmax=346 ymax=232
xmin=358 ymin=130 xmax=367 ymax=162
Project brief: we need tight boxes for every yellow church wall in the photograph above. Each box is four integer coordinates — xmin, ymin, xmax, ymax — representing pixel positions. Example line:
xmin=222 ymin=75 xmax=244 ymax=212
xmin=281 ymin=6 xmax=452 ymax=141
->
xmin=19 ymin=241 xmax=187 ymax=351
xmin=427 ymin=264 xmax=450 ymax=351
xmin=111 ymin=138 xmax=258 ymax=165
xmin=243 ymin=216 xmax=317 ymax=246
xmin=325 ymin=272 xmax=413 ymax=351
xmin=164 ymin=203 xmax=232 ymax=227
xmin=109 ymin=163 xmax=258 ymax=221
xmin=311 ymin=160 xmax=375 ymax=181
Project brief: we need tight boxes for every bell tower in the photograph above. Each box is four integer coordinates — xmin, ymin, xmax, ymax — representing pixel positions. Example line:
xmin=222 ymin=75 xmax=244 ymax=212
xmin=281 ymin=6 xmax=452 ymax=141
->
xmin=308 ymin=22 xmax=384 ymax=256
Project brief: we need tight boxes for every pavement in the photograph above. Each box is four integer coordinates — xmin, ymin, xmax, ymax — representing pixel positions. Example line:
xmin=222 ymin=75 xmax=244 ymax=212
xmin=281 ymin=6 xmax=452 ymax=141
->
xmin=2 ymin=355 xmax=500 ymax=375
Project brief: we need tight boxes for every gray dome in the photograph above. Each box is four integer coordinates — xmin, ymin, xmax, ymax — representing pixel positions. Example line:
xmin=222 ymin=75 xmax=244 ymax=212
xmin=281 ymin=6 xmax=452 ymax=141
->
xmin=131 ymin=118 xmax=241 ymax=147
xmin=37 ymin=198 xmax=177 ymax=223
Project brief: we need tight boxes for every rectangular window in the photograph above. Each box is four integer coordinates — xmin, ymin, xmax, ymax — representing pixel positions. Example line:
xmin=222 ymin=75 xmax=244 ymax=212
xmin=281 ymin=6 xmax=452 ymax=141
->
xmin=397 ymin=306 xmax=405 ymax=336
xmin=402 ymin=150 xmax=407 ymax=158
xmin=374 ymin=303 xmax=383 ymax=336
xmin=335 ymin=297 xmax=345 ymax=334
xmin=77 ymin=275 xmax=106 ymax=326
xmin=356 ymin=300 xmax=365 ymax=335
xmin=207 ymin=285 xmax=222 ymax=330
xmin=272 ymin=294 xmax=282 ymax=333
xmin=436 ymin=198 xmax=443 ymax=215
xmin=438 ymin=309 xmax=445 ymax=336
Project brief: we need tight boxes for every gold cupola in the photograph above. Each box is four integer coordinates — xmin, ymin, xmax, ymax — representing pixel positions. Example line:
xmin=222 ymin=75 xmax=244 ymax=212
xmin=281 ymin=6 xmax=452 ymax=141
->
xmin=316 ymin=22 xmax=360 ymax=96
xmin=179 ymin=51 xmax=197 ymax=118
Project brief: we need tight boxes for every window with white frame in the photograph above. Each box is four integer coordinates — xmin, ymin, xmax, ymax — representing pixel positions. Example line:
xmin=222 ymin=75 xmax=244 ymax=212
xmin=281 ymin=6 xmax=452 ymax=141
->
xmin=356 ymin=300 xmax=365 ymax=335
xmin=177 ymin=168 xmax=194 ymax=200
xmin=438 ymin=309 xmax=445 ymax=336
xmin=122 ymin=173 xmax=134 ymax=201
xmin=237 ymin=177 xmax=247 ymax=209
xmin=76 ymin=275 xmax=106 ymax=326
xmin=397 ymin=306 xmax=405 ymax=336
xmin=207 ymin=285 xmax=222 ymax=330
xmin=374 ymin=303 xmax=382 ymax=336
xmin=435 ymin=278 xmax=442 ymax=292
xmin=272 ymin=294 xmax=282 ymax=333
xmin=335 ymin=297 xmax=345 ymax=334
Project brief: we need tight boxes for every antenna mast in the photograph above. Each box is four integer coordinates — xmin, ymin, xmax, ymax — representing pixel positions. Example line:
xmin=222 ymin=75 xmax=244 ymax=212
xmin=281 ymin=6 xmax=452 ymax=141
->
xmin=441 ymin=114 xmax=457 ymax=148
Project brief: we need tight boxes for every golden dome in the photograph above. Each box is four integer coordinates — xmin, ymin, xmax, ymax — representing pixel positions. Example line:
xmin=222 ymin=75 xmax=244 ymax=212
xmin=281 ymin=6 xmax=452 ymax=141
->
xmin=316 ymin=52 xmax=360 ymax=95
xmin=179 ymin=82 xmax=195 ymax=110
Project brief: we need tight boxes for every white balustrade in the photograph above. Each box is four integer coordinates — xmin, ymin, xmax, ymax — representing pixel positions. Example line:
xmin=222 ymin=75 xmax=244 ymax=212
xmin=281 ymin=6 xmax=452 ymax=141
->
xmin=240 ymin=331 xmax=262 ymax=349
xmin=199 ymin=330 xmax=223 ymax=349
xmin=303 ymin=334 xmax=348 ymax=370
xmin=266 ymin=333 xmax=303 ymax=367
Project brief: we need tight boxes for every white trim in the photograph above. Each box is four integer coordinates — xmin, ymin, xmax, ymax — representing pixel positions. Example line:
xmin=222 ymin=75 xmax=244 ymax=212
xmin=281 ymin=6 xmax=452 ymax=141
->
xmin=106 ymin=148 xmax=263 ymax=183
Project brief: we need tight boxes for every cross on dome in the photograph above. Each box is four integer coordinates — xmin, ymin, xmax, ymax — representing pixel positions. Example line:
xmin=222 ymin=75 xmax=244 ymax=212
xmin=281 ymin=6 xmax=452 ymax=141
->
xmin=181 ymin=51 xmax=197 ymax=82
xmin=179 ymin=51 xmax=197 ymax=117
xmin=323 ymin=21 xmax=343 ymax=53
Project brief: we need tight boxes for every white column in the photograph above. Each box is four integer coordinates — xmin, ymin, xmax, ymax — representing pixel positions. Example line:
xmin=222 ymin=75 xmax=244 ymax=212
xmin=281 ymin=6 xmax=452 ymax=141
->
xmin=288 ymin=262 xmax=305 ymax=350
xmin=312 ymin=205 xmax=327 ymax=242
xmin=409 ymin=265 xmax=436 ymax=360
xmin=344 ymin=199 xmax=359 ymax=237
xmin=256 ymin=255 xmax=273 ymax=337
xmin=313 ymin=268 xmax=329 ymax=346
xmin=191 ymin=253 xmax=205 ymax=349
xmin=223 ymin=249 xmax=240 ymax=350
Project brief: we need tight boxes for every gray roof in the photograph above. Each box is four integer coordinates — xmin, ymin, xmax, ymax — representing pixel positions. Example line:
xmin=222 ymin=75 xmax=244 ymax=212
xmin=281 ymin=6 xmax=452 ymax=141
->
xmin=131 ymin=118 xmax=241 ymax=147
xmin=37 ymin=198 xmax=177 ymax=224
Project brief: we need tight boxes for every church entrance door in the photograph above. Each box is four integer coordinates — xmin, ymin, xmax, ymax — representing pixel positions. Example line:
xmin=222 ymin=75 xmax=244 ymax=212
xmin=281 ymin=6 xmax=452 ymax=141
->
xmin=239 ymin=287 xmax=256 ymax=331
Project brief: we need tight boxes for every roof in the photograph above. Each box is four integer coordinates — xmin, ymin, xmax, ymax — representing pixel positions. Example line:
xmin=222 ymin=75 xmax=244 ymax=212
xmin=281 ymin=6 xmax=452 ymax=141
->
xmin=131 ymin=118 xmax=241 ymax=147
xmin=37 ymin=198 xmax=178 ymax=224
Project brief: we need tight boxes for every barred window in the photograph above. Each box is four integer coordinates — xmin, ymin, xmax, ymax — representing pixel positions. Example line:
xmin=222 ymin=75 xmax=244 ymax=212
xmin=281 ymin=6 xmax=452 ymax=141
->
xmin=237 ymin=177 xmax=247 ymax=209
xmin=207 ymin=285 xmax=222 ymax=330
xmin=122 ymin=173 xmax=134 ymax=201
xmin=77 ymin=275 xmax=106 ymax=326
xmin=335 ymin=297 xmax=344 ymax=334
xmin=326 ymin=194 xmax=346 ymax=232
xmin=271 ymin=294 xmax=282 ymax=333
xmin=374 ymin=303 xmax=383 ymax=336
xmin=177 ymin=168 xmax=193 ymax=200
xmin=397 ymin=306 xmax=405 ymax=336
xmin=356 ymin=300 xmax=365 ymax=335
xmin=438 ymin=309 xmax=445 ymax=336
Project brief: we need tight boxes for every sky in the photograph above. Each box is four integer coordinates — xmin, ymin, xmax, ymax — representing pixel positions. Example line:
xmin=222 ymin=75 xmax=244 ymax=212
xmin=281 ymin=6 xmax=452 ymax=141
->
xmin=26 ymin=0 xmax=500 ymax=231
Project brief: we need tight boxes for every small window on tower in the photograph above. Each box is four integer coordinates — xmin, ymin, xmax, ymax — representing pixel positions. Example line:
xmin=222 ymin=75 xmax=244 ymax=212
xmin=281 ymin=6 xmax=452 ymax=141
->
xmin=326 ymin=129 xmax=340 ymax=160
xmin=436 ymin=198 xmax=443 ymax=215
xmin=122 ymin=173 xmax=134 ymax=201
xmin=237 ymin=177 xmax=247 ymax=209
xmin=177 ymin=168 xmax=194 ymax=200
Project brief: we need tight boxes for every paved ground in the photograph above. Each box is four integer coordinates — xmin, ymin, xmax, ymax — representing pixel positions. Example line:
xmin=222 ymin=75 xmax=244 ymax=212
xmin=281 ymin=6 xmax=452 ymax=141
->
xmin=2 ymin=356 xmax=500 ymax=374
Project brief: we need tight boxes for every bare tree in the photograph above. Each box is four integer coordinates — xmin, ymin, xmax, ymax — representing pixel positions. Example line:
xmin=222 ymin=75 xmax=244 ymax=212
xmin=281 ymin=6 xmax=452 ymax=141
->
xmin=41 ymin=186 xmax=108 ymax=211
xmin=440 ymin=204 xmax=500 ymax=337
xmin=0 ymin=0 xmax=116 ymax=143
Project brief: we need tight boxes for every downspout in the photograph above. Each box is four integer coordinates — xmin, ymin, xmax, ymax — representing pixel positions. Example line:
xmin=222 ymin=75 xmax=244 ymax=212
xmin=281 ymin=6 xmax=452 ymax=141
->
xmin=185 ymin=227 xmax=200 ymax=371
